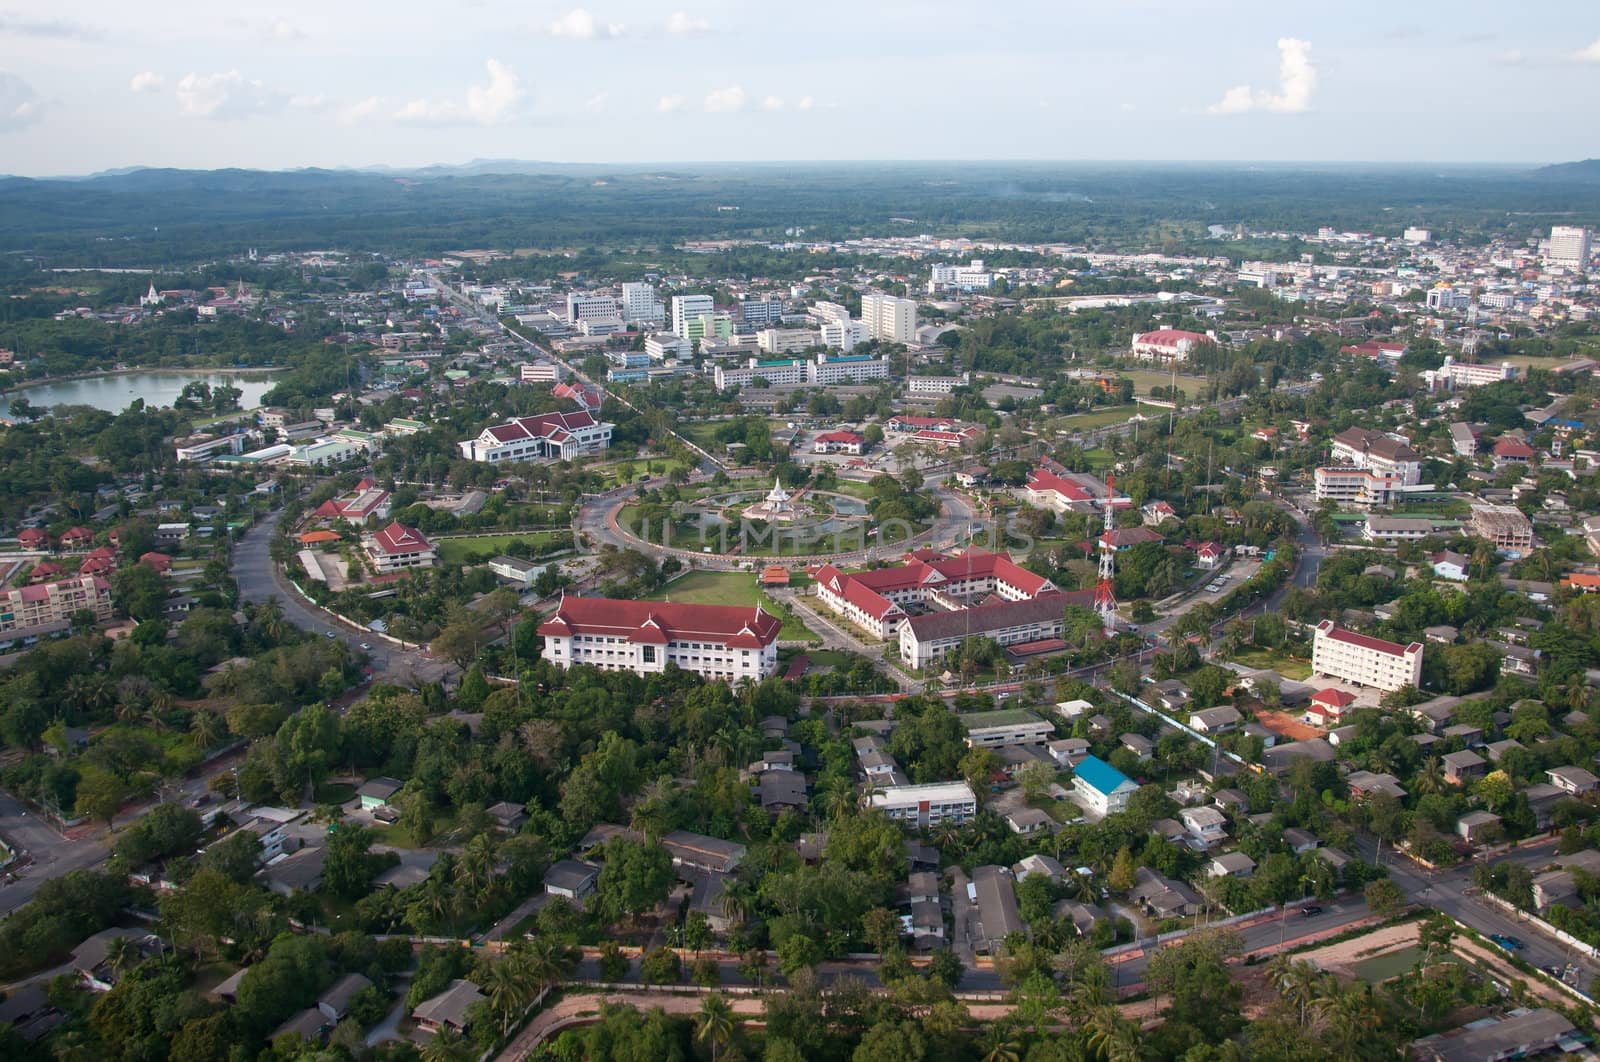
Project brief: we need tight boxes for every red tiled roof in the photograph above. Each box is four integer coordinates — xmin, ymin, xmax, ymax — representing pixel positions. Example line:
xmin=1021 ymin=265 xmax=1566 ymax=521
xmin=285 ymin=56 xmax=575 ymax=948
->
xmin=1027 ymin=467 xmax=1095 ymax=501
xmin=371 ymin=522 xmax=433 ymax=556
xmin=1134 ymin=329 xmax=1209 ymax=346
xmin=1312 ymin=688 xmax=1356 ymax=708
xmin=536 ymin=597 xmax=782 ymax=649
xmin=1493 ymin=437 xmax=1534 ymax=458
xmin=815 ymin=430 xmax=864 ymax=444
xmin=1316 ymin=621 xmax=1418 ymax=658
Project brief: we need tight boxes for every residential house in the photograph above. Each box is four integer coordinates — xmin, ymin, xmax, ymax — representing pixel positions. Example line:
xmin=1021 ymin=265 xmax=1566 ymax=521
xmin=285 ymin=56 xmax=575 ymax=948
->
xmin=1131 ymin=866 xmax=1201 ymax=918
xmin=1071 ymin=756 xmax=1138 ymax=816
xmin=317 ymin=973 xmax=374 ymax=1023
xmin=1547 ymin=766 xmax=1599 ymax=795
xmin=971 ymin=865 xmax=1026 ymax=954
xmin=1208 ymin=851 xmax=1257 ymax=878
xmin=1189 ymin=706 xmax=1242 ymax=735
xmin=1442 ymin=750 xmax=1488 ymax=785
xmin=1456 ymin=810 xmax=1502 ymax=845
xmin=1005 ymin=807 xmax=1054 ymax=836
xmin=1179 ymin=806 xmax=1229 ymax=849
xmin=411 ymin=980 xmax=485 ymax=1034
xmin=544 ymin=859 xmax=600 ymax=901
xmin=358 ymin=778 xmax=403 ymax=810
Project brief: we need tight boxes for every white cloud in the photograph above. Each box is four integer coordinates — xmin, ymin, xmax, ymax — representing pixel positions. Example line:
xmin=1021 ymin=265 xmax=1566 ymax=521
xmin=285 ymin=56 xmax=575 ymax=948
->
xmin=704 ymin=84 xmax=744 ymax=112
xmin=657 ymin=95 xmax=685 ymax=113
xmin=395 ymin=59 xmax=524 ymax=126
xmin=175 ymin=70 xmax=286 ymax=120
xmin=0 ymin=12 xmax=100 ymax=41
xmin=1496 ymin=49 xmax=1525 ymax=66
xmin=129 ymin=71 xmax=165 ymax=94
xmin=1574 ymin=39 xmax=1600 ymax=63
xmin=338 ymin=96 xmax=382 ymax=125
xmin=266 ymin=18 xmax=306 ymax=42
xmin=797 ymin=96 xmax=813 ymax=111
xmin=1208 ymin=37 xmax=1317 ymax=115
xmin=665 ymin=11 xmax=710 ymax=37
xmin=586 ymin=91 xmax=609 ymax=113
xmin=547 ymin=8 xmax=624 ymax=39
xmin=289 ymin=94 xmax=329 ymax=111
xmin=761 ymin=95 xmax=784 ymax=111
xmin=0 ymin=70 xmax=42 ymax=130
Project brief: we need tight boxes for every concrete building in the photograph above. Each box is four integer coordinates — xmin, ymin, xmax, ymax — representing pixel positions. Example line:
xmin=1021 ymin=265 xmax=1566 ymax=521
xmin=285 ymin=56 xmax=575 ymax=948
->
xmin=757 ymin=328 xmax=821 ymax=355
xmin=1424 ymin=356 xmax=1519 ymax=393
xmin=458 ymin=410 xmax=613 ymax=463
xmin=671 ymin=294 xmax=715 ymax=339
xmin=861 ymin=292 xmax=919 ymax=343
xmin=538 ymin=597 xmax=781 ymax=682
xmin=1071 ymin=755 xmax=1138 ymax=816
xmin=1314 ymin=466 xmax=1405 ymax=508
xmin=0 ymin=575 xmax=114 ymax=635
xmin=1547 ymin=225 xmax=1593 ymax=268
xmin=1328 ymin=428 xmax=1423 ymax=485
xmin=906 ymin=373 xmax=970 ymax=395
xmin=899 ymin=592 xmax=1091 ymax=668
xmin=736 ymin=297 xmax=785 ymax=328
xmin=961 ymin=709 xmax=1055 ymax=748
xmin=1311 ymin=621 xmax=1424 ymax=692
xmin=362 ymin=522 xmax=437 ymax=573
xmin=1130 ymin=329 xmax=1211 ymax=363
xmin=1468 ymin=503 xmax=1534 ymax=557
xmin=869 ymin=781 xmax=977 ymax=829
xmin=621 ymin=282 xmax=664 ymax=325
xmin=565 ymin=293 xmax=620 ymax=324
xmin=818 ymin=320 xmax=869 ymax=351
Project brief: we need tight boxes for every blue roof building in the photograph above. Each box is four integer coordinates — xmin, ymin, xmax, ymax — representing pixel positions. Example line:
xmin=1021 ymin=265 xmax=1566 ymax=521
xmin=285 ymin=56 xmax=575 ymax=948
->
xmin=1072 ymin=755 xmax=1139 ymax=816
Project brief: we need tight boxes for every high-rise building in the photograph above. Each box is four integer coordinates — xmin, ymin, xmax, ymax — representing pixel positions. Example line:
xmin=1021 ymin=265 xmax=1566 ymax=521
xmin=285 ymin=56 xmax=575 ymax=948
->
xmin=861 ymin=292 xmax=918 ymax=344
xmin=620 ymin=283 xmax=664 ymax=325
xmin=671 ymin=295 xmax=715 ymax=338
xmin=737 ymin=297 xmax=785 ymax=328
xmin=1548 ymin=226 xmax=1593 ymax=269
xmin=565 ymin=293 xmax=620 ymax=324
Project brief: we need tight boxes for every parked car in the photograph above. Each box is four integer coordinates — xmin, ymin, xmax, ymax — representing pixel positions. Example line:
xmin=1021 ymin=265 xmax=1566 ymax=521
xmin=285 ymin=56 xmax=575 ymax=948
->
xmin=1489 ymin=934 xmax=1523 ymax=951
xmin=1300 ymin=905 xmax=1323 ymax=917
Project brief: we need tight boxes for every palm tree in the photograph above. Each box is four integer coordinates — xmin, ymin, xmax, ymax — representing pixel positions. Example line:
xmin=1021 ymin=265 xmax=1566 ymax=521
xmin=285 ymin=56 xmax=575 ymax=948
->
xmin=106 ymin=935 xmax=142 ymax=981
xmin=696 ymin=993 xmax=736 ymax=1062
xmin=482 ymin=952 xmax=534 ymax=1037
xmin=1084 ymin=1005 xmax=1139 ymax=1062
xmin=718 ymin=878 xmax=751 ymax=928
xmin=980 ymin=1028 xmax=1022 ymax=1062
xmin=189 ymin=709 xmax=223 ymax=751
xmin=1266 ymin=955 xmax=1322 ymax=1027
xmin=419 ymin=1026 xmax=472 ymax=1062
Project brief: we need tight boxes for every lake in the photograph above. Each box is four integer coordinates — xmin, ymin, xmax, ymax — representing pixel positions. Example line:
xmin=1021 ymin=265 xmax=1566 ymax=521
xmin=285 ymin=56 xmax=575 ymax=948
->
xmin=0 ymin=370 xmax=282 ymax=419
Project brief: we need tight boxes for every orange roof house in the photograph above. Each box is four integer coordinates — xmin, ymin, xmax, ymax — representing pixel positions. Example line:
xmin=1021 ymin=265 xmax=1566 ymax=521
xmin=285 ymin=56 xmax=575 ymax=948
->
xmin=300 ymin=530 xmax=342 ymax=546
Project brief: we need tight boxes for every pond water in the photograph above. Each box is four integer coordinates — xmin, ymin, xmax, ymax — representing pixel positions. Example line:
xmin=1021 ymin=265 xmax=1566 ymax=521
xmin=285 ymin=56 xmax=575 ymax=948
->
xmin=1 ymin=370 xmax=281 ymax=418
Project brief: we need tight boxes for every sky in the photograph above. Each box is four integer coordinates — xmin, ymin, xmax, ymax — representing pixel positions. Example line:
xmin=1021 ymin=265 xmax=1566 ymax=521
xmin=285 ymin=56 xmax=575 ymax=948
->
xmin=1 ymin=1 xmax=1598 ymax=176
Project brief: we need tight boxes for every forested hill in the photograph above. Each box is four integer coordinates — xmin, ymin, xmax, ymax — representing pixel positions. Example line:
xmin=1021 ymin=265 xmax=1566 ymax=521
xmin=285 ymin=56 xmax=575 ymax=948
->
xmin=4 ymin=161 xmax=1600 ymax=263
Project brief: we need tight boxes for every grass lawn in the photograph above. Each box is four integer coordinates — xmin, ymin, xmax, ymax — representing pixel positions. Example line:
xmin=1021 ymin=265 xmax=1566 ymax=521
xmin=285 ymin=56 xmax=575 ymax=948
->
xmin=315 ymin=782 xmax=357 ymax=804
xmin=1500 ymin=352 xmax=1599 ymax=370
xmin=597 ymin=456 xmax=693 ymax=486
xmin=1052 ymin=405 xmax=1142 ymax=431
xmin=1228 ymin=646 xmax=1313 ymax=680
xmin=438 ymin=531 xmax=568 ymax=566
xmin=1118 ymin=369 xmax=1210 ymax=397
xmin=644 ymin=570 xmax=820 ymax=642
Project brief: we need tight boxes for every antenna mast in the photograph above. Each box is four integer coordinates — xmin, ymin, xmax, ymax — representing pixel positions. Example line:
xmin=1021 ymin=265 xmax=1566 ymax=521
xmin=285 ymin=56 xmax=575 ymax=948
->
xmin=1094 ymin=472 xmax=1118 ymax=633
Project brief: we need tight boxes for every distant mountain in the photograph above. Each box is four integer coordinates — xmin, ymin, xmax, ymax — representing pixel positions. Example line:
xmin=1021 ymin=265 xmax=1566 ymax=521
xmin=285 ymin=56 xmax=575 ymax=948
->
xmin=1532 ymin=159 xmax=1600 ymax=182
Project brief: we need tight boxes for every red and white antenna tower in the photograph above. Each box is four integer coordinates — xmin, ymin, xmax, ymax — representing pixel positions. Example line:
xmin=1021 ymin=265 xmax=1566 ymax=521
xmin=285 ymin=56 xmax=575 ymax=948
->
xmin=1094 ymin=472 xmax=1118 ymax=633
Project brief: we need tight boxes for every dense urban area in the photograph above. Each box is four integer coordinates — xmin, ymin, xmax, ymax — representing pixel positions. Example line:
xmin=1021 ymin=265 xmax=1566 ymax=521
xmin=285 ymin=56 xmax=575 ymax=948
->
xmin=1 ymin=162 xmax=1600 ymax=1062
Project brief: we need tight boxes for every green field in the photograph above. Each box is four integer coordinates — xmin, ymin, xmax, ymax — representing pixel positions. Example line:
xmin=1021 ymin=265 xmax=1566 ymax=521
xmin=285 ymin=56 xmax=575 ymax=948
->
xmin=596 ymin=456 xmax=693 ymax=486
xmin=643 ymin=570 xmax=820 ymax=642
xmin=1052 ymin=405 xmax=1143 ymax=432
xmin=1118 ymin=369 xmax=1210 ymax=397
xmin=438 ymin=531 xmax=568 ymax=566
xmin=1228 ymin=646 xmax=1313 ymax=680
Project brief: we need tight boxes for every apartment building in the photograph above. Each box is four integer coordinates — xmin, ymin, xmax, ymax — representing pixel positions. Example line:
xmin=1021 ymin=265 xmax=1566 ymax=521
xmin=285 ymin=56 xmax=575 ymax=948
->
xmin=861 ymin=292 xmax=918 ymax=343
xmin=538 ymin=598 xmax=782 ymax=682
xmin=1329 ymin=428 xmax=1423 ymax=485
xmin=1311 ymin=620 xmax=1424 ymax=692
xmin=736 ymin=297 xmax=785 ymax=328
xmin=899 ymin=592 xmax=1095 ymax=669
xmin=620 ymin=282 xmax=664 ymax=325
xmin=1424 ymin=356 xmax=1519 ymax=393
xmin=1314 ymin=466 xmax=1405 ymax=508
xmin=565 ymin=293 xmax=620 ymax=324
xmin=1468 ymin=503 xmax=1534 ymax=557
xmin=457 ymin=410 xmax=613 ymax=463
xmin=906 ymin=373 xmax=970 ymax=395
xmin=813 ymin=550 xmax=1058 ymax=640
xmin=0 ymin=574 xmax=114 ymax=635
xmin=818 ymin=320 xmax=869 ymax=352
xmin=713 ymin=358 xmax=809 ymax=389
xmin=519 ymin=362 xmax=561 ymax=383
xmin=869 ymin=781 xmax=977 ymax=830
xmin=1547 ymin=225 xmax=1593 ymax=268
xmin=962 ymin=709 xmax=1055 ymax=748
xmin=927 ymin=260 xmax=992 ymax=293
xmin=811 ymin=353 xmax=889 ymax=384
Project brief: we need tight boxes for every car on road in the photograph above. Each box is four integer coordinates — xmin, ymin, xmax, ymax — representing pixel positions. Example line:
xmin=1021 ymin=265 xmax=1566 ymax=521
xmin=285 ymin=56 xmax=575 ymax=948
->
xmin=359 ymin=642 xmax=373 ymax=651
xmin=325 ymin=631 xmax=337 ymax=639
xmin=1300 ymin=905 xmax=1323 ymax=917
xmin=1489 ymin=934 xmax=1523 ymax=951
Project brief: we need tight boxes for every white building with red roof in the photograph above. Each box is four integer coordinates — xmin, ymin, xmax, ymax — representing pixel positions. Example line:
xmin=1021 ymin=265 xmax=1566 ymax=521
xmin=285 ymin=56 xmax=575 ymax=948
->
xmin=886 ymin=414 xmax=957 ymax=434
xmin=1306 ymin=688 xmax=1358 ymax=727
xmin=311 ymin=478 xmax=392 ymax=524
xmin=813 ymin=430 xmax=866 ymax=455
xmin=1024 ymin=467 xmax=1100 ymax=514
xmin=363 ymin=522 xmax=437 ymax=573
xmin=457 ymin=410 xmax=613 ymax=464
xmin=1 ymin=574 xmax=113 ymax=635
xmin=537 ymin=597 xmax=781 ymax=681
xmin=1131 ymin=329 xmax=1212 ymax=363
xmin=812 ymin=550 xmax=1057 ymax=640
xmin=1311 ymin=620 xmax=1423 ymax=692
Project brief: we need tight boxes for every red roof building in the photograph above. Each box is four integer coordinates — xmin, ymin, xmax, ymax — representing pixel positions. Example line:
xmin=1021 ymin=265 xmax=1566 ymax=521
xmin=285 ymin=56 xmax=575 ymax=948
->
xmin=1492 ymin=437 xmax=1534 ymax=465
xmin=886 ymin=414 xmax=957 ymax=433
xmin=27 ymin=561 xmax=64 ymax=584
xmin=17 ymin=528 xmax=49 ymax=550
xmin=813 ymin=430 xmax=866 ymax=455
xmin=1306 ymin=688 xmax=1358 ymax=726
xmin=1311 ymin=620 xmax=1424 ymax=692
xmin=59 ymin=527 xmax=94 ymax=549
xmin=813 ymin=550 xmax=1057 ymax=639
xmin=1131 ymin=329 xmax=1212 ymax=363
xmin=363 ymin=522 xmax=437 ymax=573
xmin=458 ymin=410 xmax=613 ymax=464
xmin=1 ymin=574 xmax=114 ymax=635
xmin=139 ymin=552 xmax=172 ymax=574
xmin=312 ymin=481 xmax=392 ymax=523
xmin=537 ymin=597 xmax=781 ymax=682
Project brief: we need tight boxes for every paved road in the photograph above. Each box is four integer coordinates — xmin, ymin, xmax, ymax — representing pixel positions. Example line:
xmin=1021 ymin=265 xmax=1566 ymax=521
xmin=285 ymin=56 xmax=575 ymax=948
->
xmin=0 ymin=791 xmax=108 ymax=916
xmin=233 ymin=510 xmax=452 ymax=688
xmin=1353 ymin=835 xmax=1596 ymax=994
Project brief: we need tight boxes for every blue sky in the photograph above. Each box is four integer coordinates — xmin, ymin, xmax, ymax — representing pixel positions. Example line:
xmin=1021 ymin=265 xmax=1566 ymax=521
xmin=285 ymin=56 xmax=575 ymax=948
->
xmin=1 ymin=1 xmax=1597 ymax=175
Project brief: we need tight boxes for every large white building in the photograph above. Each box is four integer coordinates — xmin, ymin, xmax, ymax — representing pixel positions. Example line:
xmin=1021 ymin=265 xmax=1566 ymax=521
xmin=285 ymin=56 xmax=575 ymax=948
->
xmin=906 ymin=373 xmax=970 ymax=395
xmin=1071 ymin=755 xmax=1138 ymax=816
xmin=1314 ymin=466 xmax=1405 ymax=508
xmin=1425 ymin=286 xmax=1472 ymax=311
xmin=813 ymin=549 xmax=1058 ymax=640
xmin=363 ymin=522 xmax=438 ymax=574
xmin=713 ymin=353 xmax=889 ymax=390
xmin=861 ymin=292 xmax=918 ymax=344
xmin=818 ymin=320 xmax=869 ymax=352
xmin=1423 ymin=356 xmax=1519 ymax=393
xmin=1328 ymin=428 xmax=1423 ymax=485
xmin=811 ymin=353 xmax=888 ymax=384
xmin=672 ymin=295 xmax=716 ymax=339
xmin=737 ymin=297 xmax=785 ymax=328
xmin=870 ymin=781 xmax=977 ymax=830
xmin=1311 ymin=620 xmax=1424 ymax=692
xmin=0 ymin=574 xmax=114 ymax=636
xmin=1547 ymin=226 xmax=1593 ymax=269
xmin=538 ymin=597 xmax=781 ymax=682
xmin=566 ymin=293 xmax=620 ymax=324
xmin=621 ymin=283 xmax=664 ymax=325
xmin=928 ymin=260 xmax=992 ymax=293
xmin=899 ymin=592 xmax=1095 ymax=669
xmin=757 ymin=328 xmax=820 ymax=355
xmin=1130 ymin=329 xmax=1211 ymax=363
xmin=458 ymin=410 xmax=613 ymax=463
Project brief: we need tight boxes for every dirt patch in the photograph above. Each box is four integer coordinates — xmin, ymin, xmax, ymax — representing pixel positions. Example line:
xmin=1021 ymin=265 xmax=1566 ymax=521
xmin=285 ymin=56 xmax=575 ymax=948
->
xmin=1297 ymin=921 xmax=1421 ymax=976
xmin=1254 ymin=710 xmax=1324 ymax=742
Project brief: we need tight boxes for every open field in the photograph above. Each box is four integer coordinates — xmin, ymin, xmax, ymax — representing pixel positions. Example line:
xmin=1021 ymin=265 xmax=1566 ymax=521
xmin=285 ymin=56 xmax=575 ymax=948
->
xmin=1228 ymin=646 xmax=1313 ymax=680
xmin=1118 ymin=369 xmax=1210 ymax=397
xmin=644 ymin=570 xmax=819 ymax=642
xmin=595 ymin=456 xmax=693 ymax=486
xmin=437 ymin=531 xmax=567 ymax=566
xmin=1052 ymin=404 xmax=1143 ymax=431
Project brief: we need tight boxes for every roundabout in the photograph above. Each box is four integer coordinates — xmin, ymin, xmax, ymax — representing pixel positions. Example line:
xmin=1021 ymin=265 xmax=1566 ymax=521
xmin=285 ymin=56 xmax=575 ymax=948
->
xmin=579 ymin=474 xmax=979 ymax=569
